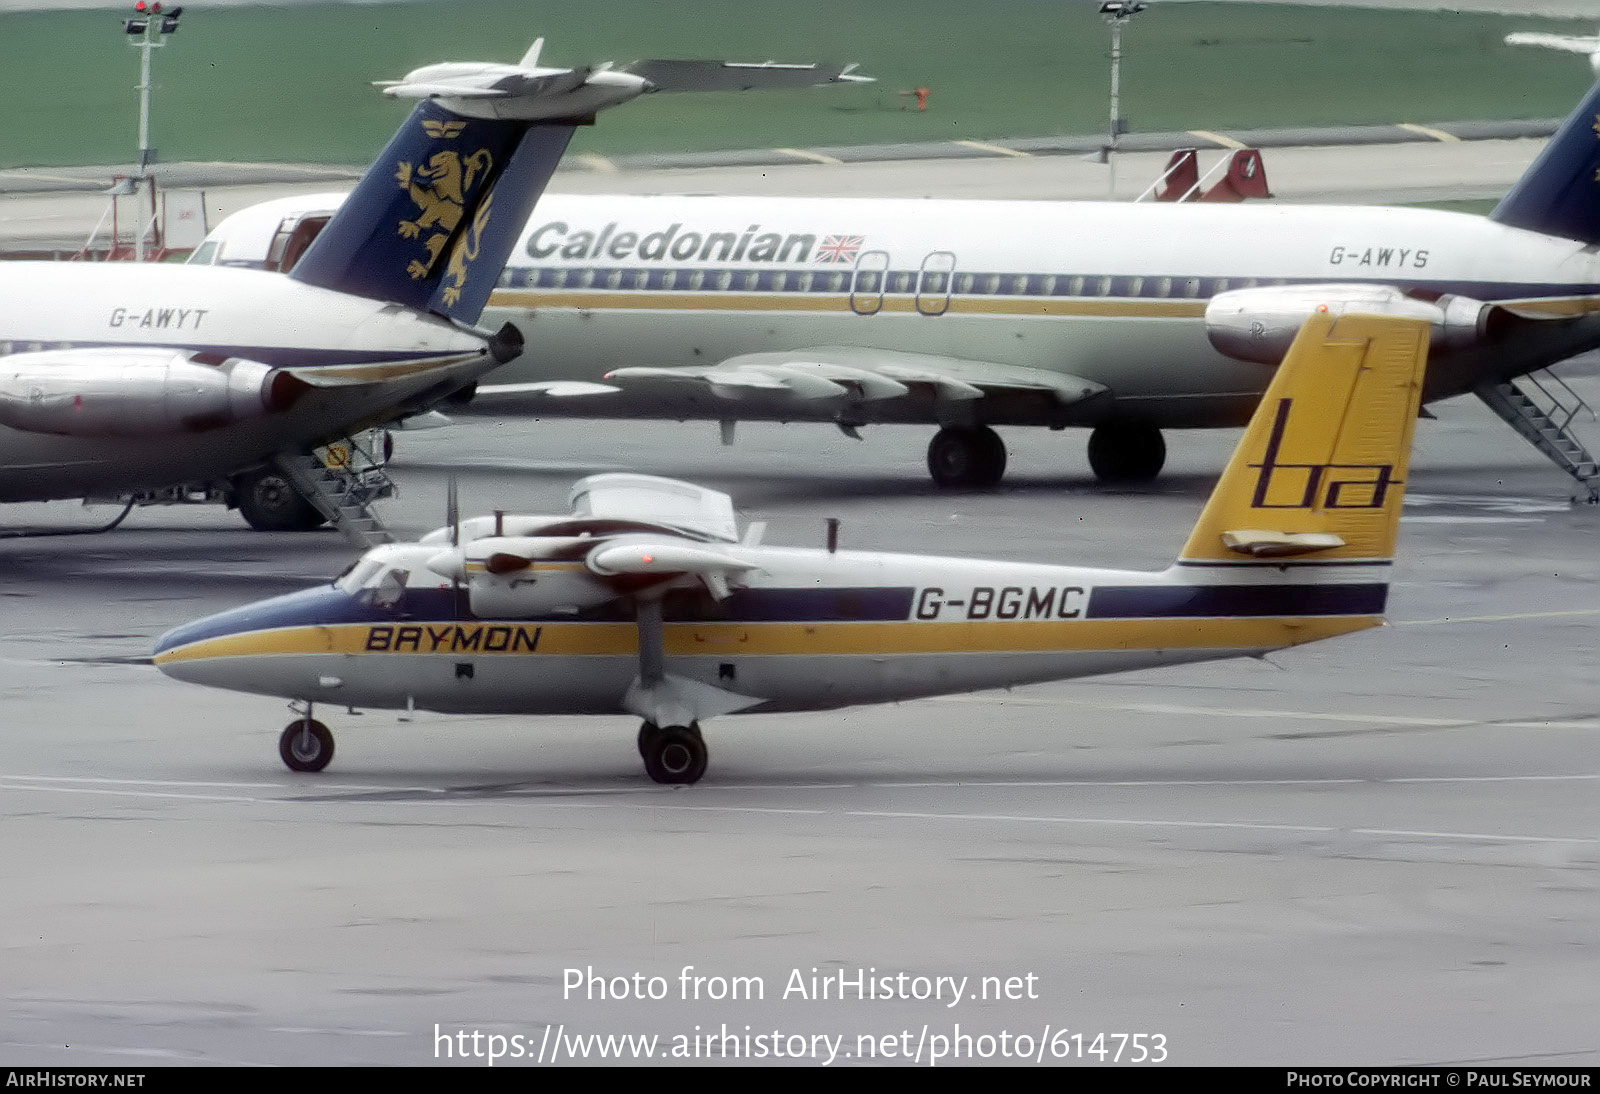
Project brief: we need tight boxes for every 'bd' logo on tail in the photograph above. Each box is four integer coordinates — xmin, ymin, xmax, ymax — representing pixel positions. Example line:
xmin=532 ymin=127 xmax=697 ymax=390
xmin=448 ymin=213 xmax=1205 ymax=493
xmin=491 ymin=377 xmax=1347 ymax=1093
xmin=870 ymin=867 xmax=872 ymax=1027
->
xmin=1249 ymin=398 xmax=1400 ymax=509
xmin=394 ymin=120 xmax=495 ymax=281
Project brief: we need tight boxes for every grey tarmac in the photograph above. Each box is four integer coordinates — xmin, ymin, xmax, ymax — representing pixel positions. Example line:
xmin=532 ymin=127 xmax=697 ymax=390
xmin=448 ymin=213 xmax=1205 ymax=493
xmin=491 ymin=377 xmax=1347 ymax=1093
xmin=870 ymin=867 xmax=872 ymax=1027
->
xmin=1 ymin=359 xmax=1597 ymax=1065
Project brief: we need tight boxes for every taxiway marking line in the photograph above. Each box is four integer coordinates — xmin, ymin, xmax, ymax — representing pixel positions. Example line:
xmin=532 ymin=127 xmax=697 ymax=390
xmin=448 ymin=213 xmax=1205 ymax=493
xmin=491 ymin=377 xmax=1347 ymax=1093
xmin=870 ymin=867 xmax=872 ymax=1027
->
xmin=1188 ymin=129 xmax=1247 ymax=149
xmin=1397 ymin=607 xmax=1600 ymax=626
xmin=640 ymin=803 xmax=1597 ymax=844
xmin=930 ymin=694 xmax=1599 ymax=730
xmin=954 ymin=139 xmax=1030 ymax=158
xmin=570 ymin=153 xmax=618 ymax=173
xmin=1397 ymin=122 xmax=1461 ymax=143
xmin=774 ymin=147 xmax=843 ymax=166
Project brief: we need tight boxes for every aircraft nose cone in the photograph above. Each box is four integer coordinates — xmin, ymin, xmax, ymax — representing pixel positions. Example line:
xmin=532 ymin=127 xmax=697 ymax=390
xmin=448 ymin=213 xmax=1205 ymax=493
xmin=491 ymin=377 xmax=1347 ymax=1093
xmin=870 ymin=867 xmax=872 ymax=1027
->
xmin=153 ymin=585 xmax=365 ymax=673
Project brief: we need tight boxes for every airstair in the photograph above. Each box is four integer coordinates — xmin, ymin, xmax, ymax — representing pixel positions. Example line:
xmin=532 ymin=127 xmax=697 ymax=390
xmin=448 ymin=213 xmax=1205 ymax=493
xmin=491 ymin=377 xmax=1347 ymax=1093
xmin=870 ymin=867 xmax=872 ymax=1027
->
xmin=274 ymin=436 xmax=397 ymax=547
xmin=1474 ymin=369 xmax=1600 ymax=503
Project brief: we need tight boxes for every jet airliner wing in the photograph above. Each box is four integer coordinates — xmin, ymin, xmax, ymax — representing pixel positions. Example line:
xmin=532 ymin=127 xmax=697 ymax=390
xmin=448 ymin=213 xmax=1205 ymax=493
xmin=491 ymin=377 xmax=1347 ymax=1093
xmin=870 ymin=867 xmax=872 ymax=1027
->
xmin=472 ymin=347 xmax=1106 ymax=408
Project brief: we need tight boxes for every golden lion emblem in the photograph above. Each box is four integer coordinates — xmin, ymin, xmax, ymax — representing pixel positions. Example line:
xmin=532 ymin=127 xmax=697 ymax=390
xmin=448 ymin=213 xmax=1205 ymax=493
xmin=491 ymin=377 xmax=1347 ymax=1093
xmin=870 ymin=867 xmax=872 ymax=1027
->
xmin=395 ymin=144 xmax=494 ymax=280
xmin=441 ymin=193 xmax=494 ymax=308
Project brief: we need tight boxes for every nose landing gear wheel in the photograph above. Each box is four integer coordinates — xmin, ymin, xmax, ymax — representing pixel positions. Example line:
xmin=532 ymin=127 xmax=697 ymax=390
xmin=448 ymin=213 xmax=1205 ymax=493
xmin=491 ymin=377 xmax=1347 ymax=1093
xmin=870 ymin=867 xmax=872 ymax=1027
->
xmin=279 ymin=718 xmax=334 ymax=773
xmin=641 ymin=723 xmax=707 ymax=785
xmin=927 ymin=426 xmax=1007 ymax=490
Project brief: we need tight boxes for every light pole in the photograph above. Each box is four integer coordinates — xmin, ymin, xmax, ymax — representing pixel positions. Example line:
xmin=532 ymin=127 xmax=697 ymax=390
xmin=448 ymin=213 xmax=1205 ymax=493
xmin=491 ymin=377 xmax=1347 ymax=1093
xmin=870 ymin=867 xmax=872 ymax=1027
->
xmin=1099 ymin=1 xmax=1147 ymax=199
xmin=121 ymin=2 xmax=183 ymax=259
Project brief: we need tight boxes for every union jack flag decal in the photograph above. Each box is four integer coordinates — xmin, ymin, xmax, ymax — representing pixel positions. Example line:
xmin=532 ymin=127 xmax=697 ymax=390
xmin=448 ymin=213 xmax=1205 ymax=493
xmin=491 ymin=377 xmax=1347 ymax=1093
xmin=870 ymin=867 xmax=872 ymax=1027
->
xmin=815 ymin=234 xmax=864 ymax=264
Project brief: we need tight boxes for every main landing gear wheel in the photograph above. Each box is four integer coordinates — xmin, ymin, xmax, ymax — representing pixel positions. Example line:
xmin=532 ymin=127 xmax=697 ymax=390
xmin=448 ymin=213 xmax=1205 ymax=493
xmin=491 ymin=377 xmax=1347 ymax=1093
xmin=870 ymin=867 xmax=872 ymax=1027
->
xmin=927 ymin=425 xmax=1007 ymax=490
xmin=279 ymin=718 xmax=334 ymax=773
xmin=1087 ymin=422 xmax=1166 ymax=484
xmin=233 ymin=467 xmax=327 ymax=532
xmin=640 ymin=723 xmax=707 ymax=785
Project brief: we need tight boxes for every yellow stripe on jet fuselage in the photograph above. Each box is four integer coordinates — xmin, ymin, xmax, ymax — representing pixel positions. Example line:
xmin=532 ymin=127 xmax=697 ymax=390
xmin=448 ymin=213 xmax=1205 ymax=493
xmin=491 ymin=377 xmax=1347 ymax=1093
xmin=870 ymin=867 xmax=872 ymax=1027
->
xmin=153 ymin=614 xmax=1381 ymax=667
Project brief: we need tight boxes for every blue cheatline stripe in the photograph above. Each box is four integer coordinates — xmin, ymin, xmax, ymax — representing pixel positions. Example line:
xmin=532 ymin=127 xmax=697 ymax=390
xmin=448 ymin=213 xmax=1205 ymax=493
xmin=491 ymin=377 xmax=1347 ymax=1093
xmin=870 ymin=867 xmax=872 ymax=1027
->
xmin=496 ymin=263 xmax=1600 ymax=306
xmin=1088 ymin=583 xmax=1388 ymax=619
xmin=155 ymin=584 xmax=922 ymax=653
xmin=157 ymin=580 xmax=1393 ymax=656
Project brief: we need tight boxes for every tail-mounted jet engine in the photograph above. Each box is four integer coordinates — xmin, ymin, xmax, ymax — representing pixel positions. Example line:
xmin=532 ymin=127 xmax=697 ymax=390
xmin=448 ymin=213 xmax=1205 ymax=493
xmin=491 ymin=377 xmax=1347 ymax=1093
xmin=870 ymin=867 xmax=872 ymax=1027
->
xmin=1205 ymin=284 xmax=1497 ymax=365
xmin=0 ymin=349 xmax=306 ymax=437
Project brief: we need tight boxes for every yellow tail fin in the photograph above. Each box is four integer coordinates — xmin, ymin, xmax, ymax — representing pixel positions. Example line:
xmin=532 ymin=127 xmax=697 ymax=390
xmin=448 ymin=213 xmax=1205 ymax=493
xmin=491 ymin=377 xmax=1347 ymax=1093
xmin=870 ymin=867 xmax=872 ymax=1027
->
xmin=1179 ymin=312 xmax=1428 ymax=565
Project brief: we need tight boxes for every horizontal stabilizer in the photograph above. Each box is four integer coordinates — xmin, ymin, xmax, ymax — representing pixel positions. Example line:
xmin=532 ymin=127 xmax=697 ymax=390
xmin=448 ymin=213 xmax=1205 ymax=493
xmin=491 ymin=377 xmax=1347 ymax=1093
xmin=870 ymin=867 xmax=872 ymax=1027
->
xmin=1221 ymin=530 xmax=1347 ymax=558
xmin=622 ymin=59 xmax=874 ymax=93
xmin=1505 ymin=31 xmax=1600 ymax=56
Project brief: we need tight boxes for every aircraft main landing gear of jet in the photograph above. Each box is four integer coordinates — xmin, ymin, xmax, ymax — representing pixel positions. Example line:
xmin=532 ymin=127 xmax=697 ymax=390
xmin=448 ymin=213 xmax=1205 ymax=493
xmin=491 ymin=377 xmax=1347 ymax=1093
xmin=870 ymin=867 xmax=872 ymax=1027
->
xmin=233 ymin=466 xmax=327 ymax=532
xmin=279 ymin=715 xmax=335 ymax=773
xmin=1086 ymin=422 xmax=1166 ymax=484
xmin=637 ymin=721 xmax=708 ymax=785
xmin=927 ymin=425 xmax=1007 ymax=490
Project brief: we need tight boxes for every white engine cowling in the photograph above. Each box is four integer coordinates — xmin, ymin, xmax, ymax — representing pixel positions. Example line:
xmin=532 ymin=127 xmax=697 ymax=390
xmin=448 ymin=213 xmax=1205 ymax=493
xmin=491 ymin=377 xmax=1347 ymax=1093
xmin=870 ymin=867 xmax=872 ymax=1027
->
xmin=444 ymin=536 xmax=621 ymax=619
xmin=0 ymin=348 xmax=303 ymax=437
xmin=1205 ymin=284 xmax=1493 ymax=365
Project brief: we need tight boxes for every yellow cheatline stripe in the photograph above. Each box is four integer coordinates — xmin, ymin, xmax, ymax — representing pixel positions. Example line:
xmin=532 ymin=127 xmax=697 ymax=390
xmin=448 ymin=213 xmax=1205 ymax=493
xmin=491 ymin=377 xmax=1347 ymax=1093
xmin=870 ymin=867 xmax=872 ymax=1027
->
xmin=774 ymin=148 xmax=843 ymax=166
xmin=955 ymin=140 xmax=1031 ymax=158
xmin=1188 ymin=130 xmax=1246 ymax=150
xmin=153 ymin=615 xmax=1380 ymax=666
xmin=486 ymin=289 xmax=1207 ymax=320
xmin=1397 ymin=123 xmax=1460 ymax=143
xmin=292 ymin=353 xmax=479 ymax=383
xmin=571 ymin=153 xmax=619 ymax=173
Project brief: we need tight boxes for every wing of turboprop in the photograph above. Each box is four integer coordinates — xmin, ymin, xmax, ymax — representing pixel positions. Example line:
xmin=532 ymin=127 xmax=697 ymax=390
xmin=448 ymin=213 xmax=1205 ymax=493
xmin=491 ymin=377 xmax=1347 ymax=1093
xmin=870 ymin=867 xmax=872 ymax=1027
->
xmin=472 ymin=347 xmax=1106 ymax=409
xmin=422 ymin=473 xmax=757 ymax=606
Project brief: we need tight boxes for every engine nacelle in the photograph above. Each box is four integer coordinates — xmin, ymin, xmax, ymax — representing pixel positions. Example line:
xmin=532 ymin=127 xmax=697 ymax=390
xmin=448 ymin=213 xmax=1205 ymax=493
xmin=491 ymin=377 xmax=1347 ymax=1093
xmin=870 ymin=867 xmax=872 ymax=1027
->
xmin=1205 ymin=284 xmax=1493 ymax=365
xmin=0 ymin=349 xmax=304 ymax=437
xmin=450 ymin=536 xmax=621 ymax=619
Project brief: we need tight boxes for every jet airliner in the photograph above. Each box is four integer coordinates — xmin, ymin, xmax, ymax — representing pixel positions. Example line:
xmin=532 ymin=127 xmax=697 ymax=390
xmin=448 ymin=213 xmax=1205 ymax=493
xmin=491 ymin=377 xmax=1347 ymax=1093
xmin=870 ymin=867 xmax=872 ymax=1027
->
xmin=196 ymin=81 xmax=1600 ymax=495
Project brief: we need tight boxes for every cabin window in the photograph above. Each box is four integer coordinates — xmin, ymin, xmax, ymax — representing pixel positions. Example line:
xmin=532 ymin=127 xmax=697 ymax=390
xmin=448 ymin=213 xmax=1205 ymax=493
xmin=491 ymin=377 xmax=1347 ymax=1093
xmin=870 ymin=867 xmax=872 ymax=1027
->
xmin=891 ymin=272 xmax=914 ymax=293
xmin=1154 ymin=277 xmax=1172 ymax=298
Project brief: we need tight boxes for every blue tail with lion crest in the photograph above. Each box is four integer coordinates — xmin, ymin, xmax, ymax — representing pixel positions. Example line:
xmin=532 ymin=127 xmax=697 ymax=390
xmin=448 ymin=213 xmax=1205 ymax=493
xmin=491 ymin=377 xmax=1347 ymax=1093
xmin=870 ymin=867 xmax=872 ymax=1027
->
xmin=290 ymin=99 xmax=573 ymax=325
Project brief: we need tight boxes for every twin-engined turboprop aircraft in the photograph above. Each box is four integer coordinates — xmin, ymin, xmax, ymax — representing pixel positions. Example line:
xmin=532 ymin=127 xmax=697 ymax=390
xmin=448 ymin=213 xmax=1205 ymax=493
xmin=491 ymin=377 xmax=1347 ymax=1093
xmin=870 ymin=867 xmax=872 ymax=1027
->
xmin=155 ymin=306 xmax=1428 ymax=784
xmin=0 ymin=40 xmax=865 ymax=530
xmin=193 ymin=80 xmax=1600 ymax=496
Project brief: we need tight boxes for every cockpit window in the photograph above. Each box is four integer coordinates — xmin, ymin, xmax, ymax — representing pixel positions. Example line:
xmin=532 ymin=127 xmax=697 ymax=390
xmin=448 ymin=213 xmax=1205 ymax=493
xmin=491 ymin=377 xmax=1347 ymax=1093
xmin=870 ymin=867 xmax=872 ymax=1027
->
xmin=371 ymin=568 xmax=409 ymax=609
xmin=187 ymin=240 xmax=219 ymax=266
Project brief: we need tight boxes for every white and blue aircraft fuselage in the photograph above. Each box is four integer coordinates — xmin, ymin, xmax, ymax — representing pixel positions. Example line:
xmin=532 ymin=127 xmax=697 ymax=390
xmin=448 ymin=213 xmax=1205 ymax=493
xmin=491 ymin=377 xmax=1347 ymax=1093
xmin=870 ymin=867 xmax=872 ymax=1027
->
xmin=156 ymin=307 xmax=1430 ymax=784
